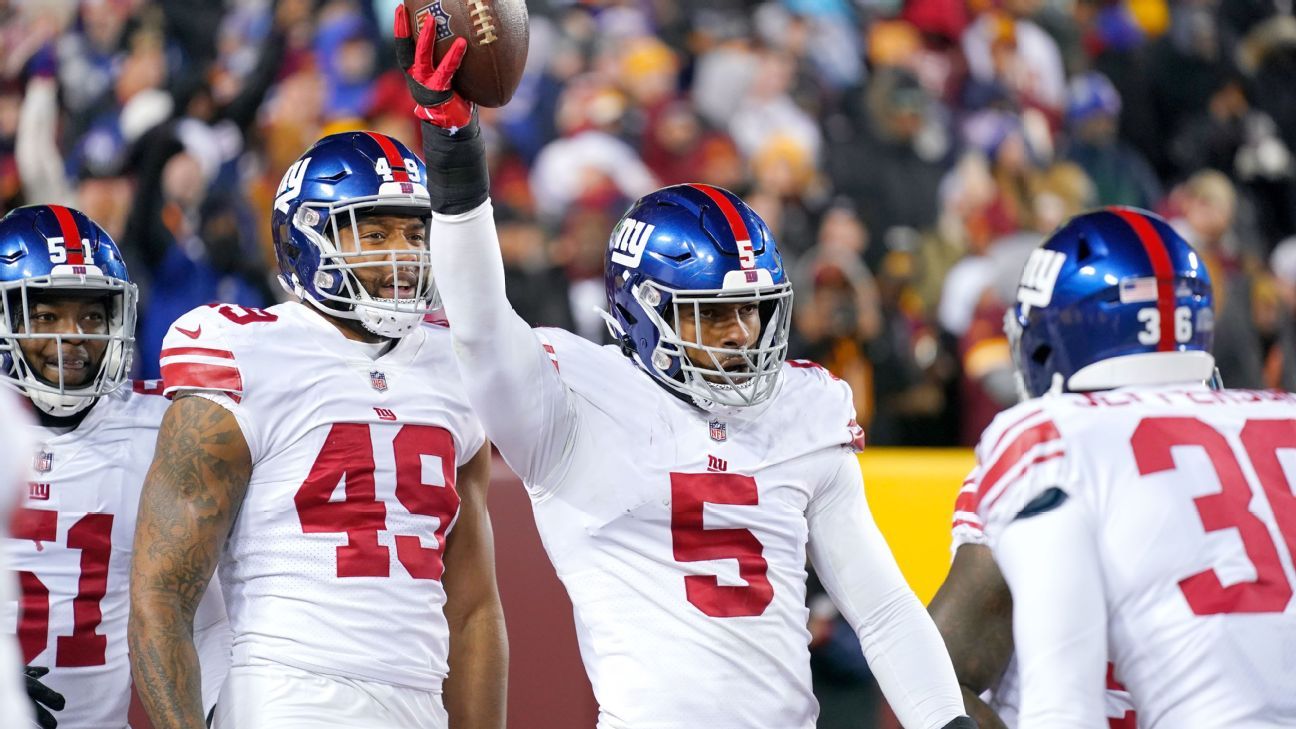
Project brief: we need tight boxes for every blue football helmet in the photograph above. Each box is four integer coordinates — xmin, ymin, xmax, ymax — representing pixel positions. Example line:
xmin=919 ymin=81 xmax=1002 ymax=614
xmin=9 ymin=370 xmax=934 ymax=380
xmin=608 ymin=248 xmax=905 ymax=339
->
xmin=0 ymin=205 xmax=137 ymax=416
xmin=1007 ymin=206 xmax=1215 ymax=399
xmin=602 ymin=184 xmax=793 ymax=408
xmin=271 ymin=131 xmax=435 ymax=338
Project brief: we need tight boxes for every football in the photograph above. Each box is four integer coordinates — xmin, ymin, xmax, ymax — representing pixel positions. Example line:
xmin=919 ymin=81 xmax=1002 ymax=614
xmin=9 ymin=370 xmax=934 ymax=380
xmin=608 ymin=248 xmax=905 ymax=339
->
xmin=405 ymin=0 xmax=529 ymax=108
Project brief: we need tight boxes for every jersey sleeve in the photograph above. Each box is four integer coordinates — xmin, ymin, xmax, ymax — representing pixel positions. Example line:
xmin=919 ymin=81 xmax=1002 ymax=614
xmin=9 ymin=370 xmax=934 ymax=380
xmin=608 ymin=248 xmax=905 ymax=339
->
xmin=959 ymin=404 xmax=1069 ymax=547
xmin=995 ymin=492 xmax=1108 ymax=728
xmin=428 ymin=201 xmax=579 ymax=493
xmin=158 ymin=305 xmax=266 ymax=462
xmin=159 ymin=306 xmax=246 ymax=402
xmin=807 ymin=451 xmax=966 ymax=729
xmin=785 ymin=360 xmax=867 ymax=454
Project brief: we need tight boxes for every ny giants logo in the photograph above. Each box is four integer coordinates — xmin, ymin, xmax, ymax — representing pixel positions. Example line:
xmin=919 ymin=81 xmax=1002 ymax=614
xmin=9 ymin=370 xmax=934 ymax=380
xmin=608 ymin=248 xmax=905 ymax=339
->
xmin=1017 ymin=248 xmax=1067 ymax=312
xmin=28 ymin=483 xmax=50 ymax=501
xmin=274 ymin=157 xmax=312 ymax=214
xmin=609 ymin=217 xmax=657 ymax=269
xmin=706 ymin=455 xmax=728 ymax=472
xmin=373 ymin=407 xmax=397 ymax=421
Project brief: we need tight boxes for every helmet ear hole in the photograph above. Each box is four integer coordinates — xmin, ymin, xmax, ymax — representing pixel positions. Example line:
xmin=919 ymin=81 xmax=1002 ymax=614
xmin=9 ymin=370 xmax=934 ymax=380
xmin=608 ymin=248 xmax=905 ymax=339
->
xmin=1031 ymin=343 xmax=1052 ymax=366
xmin=615 ymin=302 xmax=639 ymax=326
xmin=1076 ymin=234 xmax=1093 ymax=262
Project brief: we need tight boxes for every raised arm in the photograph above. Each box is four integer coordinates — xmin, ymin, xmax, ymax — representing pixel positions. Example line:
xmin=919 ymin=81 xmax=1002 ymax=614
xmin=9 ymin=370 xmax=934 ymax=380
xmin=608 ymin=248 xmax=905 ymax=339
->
xmin=928 ymin=544 xmax=1014 ymax=729
xmin=806 ymin=453 xmax=972 ymax=729
xmin=129 ymin=395 xmax=251 ymax=729
xmin=397 ymin=9 xmax=576 ymax=487
xmin=994 ymin=494 xmax=1107 ymax=729
xmin=441 ymin=443 xmax=507 ymax=729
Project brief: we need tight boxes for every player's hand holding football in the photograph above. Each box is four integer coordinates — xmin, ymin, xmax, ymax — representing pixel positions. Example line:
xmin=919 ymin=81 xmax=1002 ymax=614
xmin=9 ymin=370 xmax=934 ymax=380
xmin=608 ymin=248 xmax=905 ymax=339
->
xmin=394 ymin=5 xmax=473 ymax=130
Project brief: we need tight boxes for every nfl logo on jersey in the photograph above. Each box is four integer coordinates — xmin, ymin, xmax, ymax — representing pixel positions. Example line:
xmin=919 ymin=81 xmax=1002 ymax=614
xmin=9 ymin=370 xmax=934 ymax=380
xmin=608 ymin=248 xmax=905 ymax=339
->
xmin=709 ymin=419 xmax=727 ymax=442
xmin=33 ymin=450 xmax=53 ymax=473
xmin=370 ymin=371 xmax=388 ymax=392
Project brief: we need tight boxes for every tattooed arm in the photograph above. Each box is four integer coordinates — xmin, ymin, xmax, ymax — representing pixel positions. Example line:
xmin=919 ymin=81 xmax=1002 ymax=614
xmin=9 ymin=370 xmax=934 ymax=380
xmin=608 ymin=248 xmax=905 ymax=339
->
xmin=129 ymin=395 xmax=251 ymax=729
xmin=928 ymin=543 xmax=1015 ymax=729
xmin=442 ymin=443 xmax=507 ymax=729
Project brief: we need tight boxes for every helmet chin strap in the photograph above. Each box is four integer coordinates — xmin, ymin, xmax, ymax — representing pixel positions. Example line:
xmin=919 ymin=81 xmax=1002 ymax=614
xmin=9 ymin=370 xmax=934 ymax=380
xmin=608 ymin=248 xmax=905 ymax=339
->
xmin=295 ymin=274 xmax=425 ymax=339
xmin=27 ymin=387 xmax=96 ymax=417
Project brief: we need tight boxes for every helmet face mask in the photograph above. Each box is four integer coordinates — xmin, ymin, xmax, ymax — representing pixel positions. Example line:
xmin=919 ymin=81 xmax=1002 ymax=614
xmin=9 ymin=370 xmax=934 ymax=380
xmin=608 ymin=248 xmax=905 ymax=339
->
xmin=637 ymin=280 xmax=793 ymax=408
xmin=273 ymin=132 xmax=437 ymax=339
xmin=1008 ymin=206 xmax=1216 ymax=400
xmin=604 ymin=184 xmax=793 ymax=410
xmin=0 ymin=206 xmax=137 ymax=416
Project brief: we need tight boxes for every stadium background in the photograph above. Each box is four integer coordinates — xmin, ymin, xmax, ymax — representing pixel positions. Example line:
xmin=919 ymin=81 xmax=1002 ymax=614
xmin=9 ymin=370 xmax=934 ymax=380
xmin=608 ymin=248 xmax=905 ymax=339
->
xmin=3 ymin=0 xmax=1295 ymax=725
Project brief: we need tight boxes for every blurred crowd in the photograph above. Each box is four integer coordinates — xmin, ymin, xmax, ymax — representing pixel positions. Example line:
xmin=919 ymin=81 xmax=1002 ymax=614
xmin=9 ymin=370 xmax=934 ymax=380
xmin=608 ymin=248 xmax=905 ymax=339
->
xmin=3 ymin=0 xmax=1296 ymax=452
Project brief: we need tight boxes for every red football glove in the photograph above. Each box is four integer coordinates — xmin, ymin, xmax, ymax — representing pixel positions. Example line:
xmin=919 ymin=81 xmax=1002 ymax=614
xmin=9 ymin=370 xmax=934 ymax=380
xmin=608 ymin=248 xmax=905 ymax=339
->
xmin=394 ymin=5 xmax=473 ymax=130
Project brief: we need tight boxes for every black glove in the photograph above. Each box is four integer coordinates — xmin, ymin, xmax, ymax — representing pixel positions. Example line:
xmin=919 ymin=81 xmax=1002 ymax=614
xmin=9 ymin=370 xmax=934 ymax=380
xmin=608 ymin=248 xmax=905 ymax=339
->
xmin=24 ymin=666 xmax=65 ymax=729
xmin=940 ymin=716 xmax=978 ymax=729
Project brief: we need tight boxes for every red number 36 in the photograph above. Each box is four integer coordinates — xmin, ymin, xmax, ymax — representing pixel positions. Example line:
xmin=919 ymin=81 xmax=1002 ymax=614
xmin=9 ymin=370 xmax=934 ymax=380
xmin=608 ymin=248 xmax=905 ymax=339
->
xmin=1132 ymin=417 xmax=1296 ymax=615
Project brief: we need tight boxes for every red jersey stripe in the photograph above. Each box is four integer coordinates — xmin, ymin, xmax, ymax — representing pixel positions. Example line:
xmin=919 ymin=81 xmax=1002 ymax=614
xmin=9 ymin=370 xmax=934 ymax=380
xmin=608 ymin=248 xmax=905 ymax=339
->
xmin=954 ymin=489 xmax=978 ymax=515
xmin=132 ymin=379 xmax=165 ymax=396
xmin=951 ymin=518 xmax=983 ymax=532
xmin=689 ymin=184 xmax=751 ymax=245
xmin=160 ymin=347 xmax=236 ymax=360
xmin=161 ymin=361 xmax=244 ymax=397
xmin=974 ymin=419 xmax=1063 ymax=506
xmin=47 ymin=205 xmax=85 ymax=265
xmin=982 ymin=450 xmax=1066 ymax=511
xmin=1110 ymin=208 xmax=1175 ymax=352
xmin=987 ymin=407 xmax=1044 ymax=457
xmin=366 ymin=132 xmax=410 ymax=183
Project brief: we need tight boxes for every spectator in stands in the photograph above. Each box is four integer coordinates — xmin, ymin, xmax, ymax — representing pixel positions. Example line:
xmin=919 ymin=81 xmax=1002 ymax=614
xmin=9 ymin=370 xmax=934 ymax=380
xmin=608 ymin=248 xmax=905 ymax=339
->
xmin=827 ymin=67 xmax=950 ymax=271
xmin=1062 ymin=71 xmax=1162 ymax=208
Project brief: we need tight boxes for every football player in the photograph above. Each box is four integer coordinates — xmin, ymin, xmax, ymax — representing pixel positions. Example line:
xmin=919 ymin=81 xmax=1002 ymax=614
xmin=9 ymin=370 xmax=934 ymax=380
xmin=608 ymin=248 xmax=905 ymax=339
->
xmin=948 ymin=207 xmax=1296 ymax=727
xmin=397 ymin=12 xmax=973 ymax=729
xmin=128 ymin=132 xmax=506 ymax=729
xmin=0 ymin=205 xmax=229 ymax=728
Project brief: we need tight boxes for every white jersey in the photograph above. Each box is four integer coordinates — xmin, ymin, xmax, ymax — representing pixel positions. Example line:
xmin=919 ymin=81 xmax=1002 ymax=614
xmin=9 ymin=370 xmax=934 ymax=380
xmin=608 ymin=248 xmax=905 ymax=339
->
xmin=2 ymin=384 xmax=229 ymax=728
xmin=430 ymin=200 xmax=965 ymax=729
xmin=951 ymin=508 xmax=1136 ymax=728
xmin=960 ymin=386 xmax=1296 ymax=728
xmin=523 ymin=330 xmax=862 ymax=728
xmin=0 ymin=390 xmax=35 ymax=729
xmin=160 ymin=301 xmax=485 ymax=690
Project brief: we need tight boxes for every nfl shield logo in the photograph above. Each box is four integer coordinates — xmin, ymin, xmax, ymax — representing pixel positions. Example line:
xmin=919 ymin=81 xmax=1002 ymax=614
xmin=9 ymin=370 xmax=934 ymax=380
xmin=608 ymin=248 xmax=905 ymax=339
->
xmin=369 ymin=371 xmax=388 ymax=393
xmin=415 ymin=1 xmax=455 ymax=42
xmin=709 ymin=420 xmax=727 ymax=442
xmin=34 ymin=451 xmax=53 ymax=473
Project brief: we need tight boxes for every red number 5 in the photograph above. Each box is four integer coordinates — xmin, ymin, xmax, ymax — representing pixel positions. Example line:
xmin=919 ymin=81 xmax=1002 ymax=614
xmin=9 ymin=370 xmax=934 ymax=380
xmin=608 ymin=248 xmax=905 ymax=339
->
xmin=671 ymin=473 xmax=774 ymax=618
xmin=295 ymin=423 xmax=460 ymax=580
xmin=1132 ymin=417 xmax=1296 ymax=615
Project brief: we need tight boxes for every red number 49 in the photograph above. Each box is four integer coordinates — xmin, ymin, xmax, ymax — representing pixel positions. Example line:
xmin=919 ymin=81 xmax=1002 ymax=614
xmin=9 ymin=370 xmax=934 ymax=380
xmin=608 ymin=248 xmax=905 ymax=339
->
xmin=1132 ymin=417 xmax=1296 ymax=615
xmin=295 ymin=423 xmax=459 ymax=580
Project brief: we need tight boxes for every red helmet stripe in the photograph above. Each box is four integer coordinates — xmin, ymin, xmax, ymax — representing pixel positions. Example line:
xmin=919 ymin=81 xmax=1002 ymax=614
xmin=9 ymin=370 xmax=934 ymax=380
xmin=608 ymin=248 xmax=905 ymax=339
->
xmin=1110 ymin=207 xmax=1175 ymax=352
xmin=47 ymin=205 xmax=85 ymax=265
xmin=689 ymin=183 xmax=751 ymax=246
xmin=365 ymin=132 xmax=411 ymax=183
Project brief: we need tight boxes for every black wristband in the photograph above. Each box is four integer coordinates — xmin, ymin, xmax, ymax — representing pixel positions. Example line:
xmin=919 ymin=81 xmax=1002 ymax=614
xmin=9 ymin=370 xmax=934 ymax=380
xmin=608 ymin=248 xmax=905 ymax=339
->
xmin=420 ymin=113 xmax=489 ymax=215
xmin=940 ymin=717 xmax=978 ymax=729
